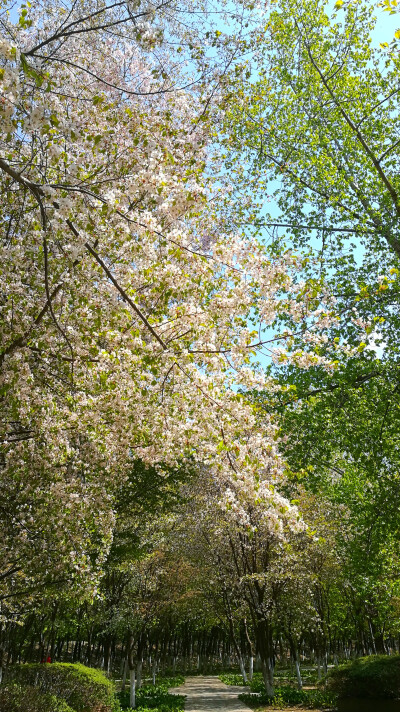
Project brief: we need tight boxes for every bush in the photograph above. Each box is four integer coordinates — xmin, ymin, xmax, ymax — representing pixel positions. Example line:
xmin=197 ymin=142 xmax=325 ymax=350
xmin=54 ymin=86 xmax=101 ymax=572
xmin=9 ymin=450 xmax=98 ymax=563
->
xmin=0 ymin=683 xmax=74 ymax=712
xmin=248 ymin=676 xmax=267 ymax=693
xmin=326 ymin=654 xmax=400 ymax=699
xmin=5 ymin=662 xmax=120 ymax=712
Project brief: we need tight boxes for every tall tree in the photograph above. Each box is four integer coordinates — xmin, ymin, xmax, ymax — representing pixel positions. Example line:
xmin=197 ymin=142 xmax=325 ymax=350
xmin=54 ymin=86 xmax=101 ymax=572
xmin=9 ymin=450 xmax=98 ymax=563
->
xmin=1 ymin=0 xmax=351 ymax=615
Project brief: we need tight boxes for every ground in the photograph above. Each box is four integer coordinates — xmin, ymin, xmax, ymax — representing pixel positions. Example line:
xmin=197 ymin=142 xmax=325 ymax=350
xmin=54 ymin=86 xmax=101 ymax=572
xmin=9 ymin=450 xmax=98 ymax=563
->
xmin=169 ymin=676 xmax=324 ymax=712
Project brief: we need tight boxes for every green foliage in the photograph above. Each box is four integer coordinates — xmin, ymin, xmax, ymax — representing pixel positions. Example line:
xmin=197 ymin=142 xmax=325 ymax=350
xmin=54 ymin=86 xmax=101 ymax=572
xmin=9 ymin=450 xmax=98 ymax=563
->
xmin=118 ymin=678 xmax=185 ymax=712
xmin=226 ymin=0 xmax=400 ymax=278
xmin=239 ymin=685 xmax=337 ymax=709
xmin=221 ymin=672 xmax=268 ymax=693
xmin=0 ymin=683 xmax=74 ymax=712
xmin=267 ymin=363 xmax=400 ymax=647
xmin=6 ymin=662 xmax=120 ymax=712
xmin=110 ymin=461 xmax=195 ymax=563
xmin=225 ymin=0 xmax=400 ymax=497
xmin=219 ymin=673 xmax=249 ymax=686
xmin=223 ymin=0 xmax=400 ymax=655
xmin=140 ymin=676 xmax=184 ymax=692
xmin=222 ymin=670 xmax=322 ymax=690
xmin=167 ymin=664 xmax=236 ymax=676
xmin=327 ymin=655 xmax=400 ymax=699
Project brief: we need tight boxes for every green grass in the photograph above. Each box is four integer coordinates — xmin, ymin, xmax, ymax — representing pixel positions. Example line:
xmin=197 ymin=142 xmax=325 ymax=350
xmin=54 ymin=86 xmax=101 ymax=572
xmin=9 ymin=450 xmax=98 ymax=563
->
xmin=118 ymin=676 xmax=185 ymax=712
xmin=239 ymin=686 xmax=337 ymax=709
xmin=220 ymin=673 xmax=249 ymax=686
xmin=221 ymin=669 xmax=322 ymax=690
xmin=220 ymin=670 xmax=336 ymax=709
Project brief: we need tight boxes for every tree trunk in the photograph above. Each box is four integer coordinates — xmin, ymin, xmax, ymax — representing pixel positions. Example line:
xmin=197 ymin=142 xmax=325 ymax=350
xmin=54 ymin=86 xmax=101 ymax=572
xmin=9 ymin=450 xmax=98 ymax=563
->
xmin=128 ymin=635 xmax=137 ymax=707
xmin=103 ymin=636 xmax=112 ymax=672
xmin=255 ymin=618 xmax=274 ymax=696
xmin=248 ymin=655 xmax=254 ymax=681
xmin=137 ymin=658 xmax=143 ymax=689
xmin=238 ymin=656 xmax=248 ymax=684
xmin=261 ymin=658 xmax=274 ymax=697
xmin=295 ymin=658 xmax=302 ymax=690
xmin=288 ymin=638 xmax=302 ymax=690
xmin=130 ymin=668 xmax=136 ymax=709
xmin=122 ymin=657 xmax=128 ymax=691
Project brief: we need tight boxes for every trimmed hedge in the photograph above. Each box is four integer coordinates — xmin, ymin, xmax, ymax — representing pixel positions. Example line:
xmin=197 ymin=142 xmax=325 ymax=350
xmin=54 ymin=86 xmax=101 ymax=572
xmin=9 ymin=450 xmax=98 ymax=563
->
xmin=5 ymin=662 xmax=120 ymax=712
xmin=326 ymin=655 xmax=400 ymax=699
xmin=0 ymin=683 xmax=74 ymax=712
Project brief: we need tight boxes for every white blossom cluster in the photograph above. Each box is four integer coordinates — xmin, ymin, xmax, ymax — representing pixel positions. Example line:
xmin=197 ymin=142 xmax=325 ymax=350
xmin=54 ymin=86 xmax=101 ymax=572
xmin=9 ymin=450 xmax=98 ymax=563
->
xmin=0 ymin=0 xmax=368 ymax=609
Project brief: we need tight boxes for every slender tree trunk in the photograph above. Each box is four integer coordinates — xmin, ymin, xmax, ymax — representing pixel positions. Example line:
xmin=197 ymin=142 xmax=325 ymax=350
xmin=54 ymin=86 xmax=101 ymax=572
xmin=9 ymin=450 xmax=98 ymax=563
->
xmin=137 ymin=658 xmax=143 ymax=689
xmin=294 ymin=658 xmax=302 ymax=690
xmin=317 ymin=655 xmax=322 ymax=680
xmin=128 ymin=635 xmax=137 ymax=708
xmin=122 ymin=657 xmax=128 ymax=691
xmin=288 ymin=638 xmax=302 ymax=690
xmin=130 ymin=668 xmax=136 ymax=708
xmin=86 ymin=631 xmax=92 ymax=666
xmin=248 ymin=655 xmax=254 ymax=681
xmin=243 ymin=618 xmax=255 ymax=682
xmin=238 ymin=656 xmax=248 ymax=684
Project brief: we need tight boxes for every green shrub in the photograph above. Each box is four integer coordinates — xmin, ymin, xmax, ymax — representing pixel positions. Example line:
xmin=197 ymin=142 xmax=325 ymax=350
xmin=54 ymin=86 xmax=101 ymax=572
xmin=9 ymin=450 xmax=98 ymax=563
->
xmin=248 ymin=676 xmax=267 ymax=693
xmin=326 ymin=654 xmax=400 ymax=699
xmin=6 ymin=662 xmax=120 ymax=712
xmin=0 ymin=683 xmax=74 ymax=712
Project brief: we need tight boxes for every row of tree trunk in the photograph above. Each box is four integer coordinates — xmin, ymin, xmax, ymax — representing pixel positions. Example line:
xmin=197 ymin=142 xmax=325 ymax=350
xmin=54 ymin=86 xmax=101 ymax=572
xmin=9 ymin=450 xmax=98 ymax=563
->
xmin=2 ymin=617 xmax=400 ymax=703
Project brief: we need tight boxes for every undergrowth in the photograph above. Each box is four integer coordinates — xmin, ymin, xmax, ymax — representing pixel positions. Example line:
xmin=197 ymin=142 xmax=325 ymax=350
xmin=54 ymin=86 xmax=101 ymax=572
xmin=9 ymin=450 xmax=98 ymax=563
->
xmin=239 ymin=686 xmax=337 ymax=710
xmin=221 ymin=670 xmax=322 ymax=690
xmin=118 ymin=676 xmax=185 ymax=712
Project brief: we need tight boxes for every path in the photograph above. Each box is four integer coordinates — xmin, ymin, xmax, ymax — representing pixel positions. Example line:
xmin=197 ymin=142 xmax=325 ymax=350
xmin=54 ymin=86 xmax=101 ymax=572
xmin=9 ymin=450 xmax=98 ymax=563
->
xmin=169 ymin=676 xmax=250 ymax=712
xmin=169 ymin=676 xmax=325 ymax=712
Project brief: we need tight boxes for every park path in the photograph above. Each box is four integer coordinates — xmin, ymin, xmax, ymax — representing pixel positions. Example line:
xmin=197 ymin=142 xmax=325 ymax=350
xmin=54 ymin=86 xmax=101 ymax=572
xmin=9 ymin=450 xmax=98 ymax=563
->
xmin=169 ymin=676 xmax=250 ymax=712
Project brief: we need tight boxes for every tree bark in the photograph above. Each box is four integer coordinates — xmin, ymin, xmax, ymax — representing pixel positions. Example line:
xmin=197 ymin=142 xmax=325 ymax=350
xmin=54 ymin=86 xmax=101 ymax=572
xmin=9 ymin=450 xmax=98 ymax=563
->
xmin=130 ymin=668 xmax=136 ymax=709
xmin=248 ymin=655 xmax=254 ymax=681
xmin=261 ymin=658 xmax=274 ymax=697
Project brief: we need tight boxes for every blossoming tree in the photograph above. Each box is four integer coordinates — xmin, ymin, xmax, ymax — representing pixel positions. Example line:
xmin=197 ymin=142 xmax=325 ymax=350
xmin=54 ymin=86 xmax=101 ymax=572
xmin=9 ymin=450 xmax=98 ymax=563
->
xmin=173 ymin=467 xmax=310 ymax=696
xmin=0 ymin=0 xmax=363 ymax=617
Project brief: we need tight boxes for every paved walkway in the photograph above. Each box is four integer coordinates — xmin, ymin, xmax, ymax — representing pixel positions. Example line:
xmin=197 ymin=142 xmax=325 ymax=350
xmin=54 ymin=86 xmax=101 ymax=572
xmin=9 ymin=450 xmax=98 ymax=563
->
xmin=169 ymin=676 xmax=250 ymax=712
